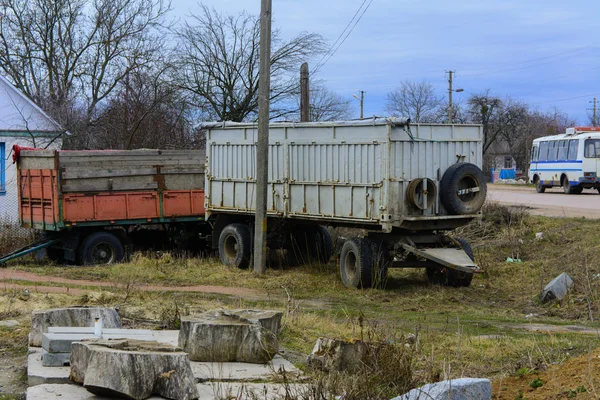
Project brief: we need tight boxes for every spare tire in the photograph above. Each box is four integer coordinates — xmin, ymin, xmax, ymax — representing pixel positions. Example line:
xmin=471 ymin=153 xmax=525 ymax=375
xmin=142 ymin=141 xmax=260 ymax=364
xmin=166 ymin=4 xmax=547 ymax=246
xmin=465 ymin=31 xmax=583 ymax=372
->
xmin=440 ymin=163 xmax=487 ymax=215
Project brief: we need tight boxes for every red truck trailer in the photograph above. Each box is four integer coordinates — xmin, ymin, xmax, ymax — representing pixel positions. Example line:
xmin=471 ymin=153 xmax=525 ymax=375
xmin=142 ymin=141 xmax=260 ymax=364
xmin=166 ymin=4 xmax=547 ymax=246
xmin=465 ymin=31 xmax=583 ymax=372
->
xmin=6 ymin=147 xmax=208 ymax=264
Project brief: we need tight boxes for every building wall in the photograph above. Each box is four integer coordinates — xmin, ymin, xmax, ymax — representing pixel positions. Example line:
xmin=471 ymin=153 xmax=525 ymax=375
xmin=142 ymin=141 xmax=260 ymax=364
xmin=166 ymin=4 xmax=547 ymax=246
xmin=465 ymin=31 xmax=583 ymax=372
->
xmin=0 ymin=135 xmax=62 ymax=222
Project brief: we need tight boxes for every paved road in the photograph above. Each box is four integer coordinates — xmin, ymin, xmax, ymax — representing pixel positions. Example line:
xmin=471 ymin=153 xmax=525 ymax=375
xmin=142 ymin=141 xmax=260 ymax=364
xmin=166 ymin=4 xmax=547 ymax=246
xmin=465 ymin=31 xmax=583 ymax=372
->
xmin=487 ymin=184 xmax=600 ymax=218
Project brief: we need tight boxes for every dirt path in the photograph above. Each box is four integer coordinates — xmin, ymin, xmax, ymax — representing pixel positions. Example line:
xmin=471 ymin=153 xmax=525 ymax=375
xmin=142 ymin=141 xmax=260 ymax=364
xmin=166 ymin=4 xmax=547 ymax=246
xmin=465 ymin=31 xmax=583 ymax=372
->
xmin=0 ymin=269 xmax=263 ymax=299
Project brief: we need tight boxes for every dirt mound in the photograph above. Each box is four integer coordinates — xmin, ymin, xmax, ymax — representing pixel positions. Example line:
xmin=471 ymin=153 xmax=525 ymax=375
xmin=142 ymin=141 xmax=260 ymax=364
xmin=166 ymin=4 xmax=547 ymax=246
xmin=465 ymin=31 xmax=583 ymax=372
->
xmin=493 ymin=347 xmax=600 ymax=399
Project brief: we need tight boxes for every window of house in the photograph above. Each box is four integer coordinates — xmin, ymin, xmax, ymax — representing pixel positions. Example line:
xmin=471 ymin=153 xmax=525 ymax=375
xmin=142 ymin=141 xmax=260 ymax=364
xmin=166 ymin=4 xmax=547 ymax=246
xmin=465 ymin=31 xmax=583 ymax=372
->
xmin=503 ymin=156 xmax=513 ymax=169
xmin=0 ymin=142 xmax=5 ymax=194
xmin=557 ymin=140 xmax=568 ymax=160
xmin=538 ymin=141 xmax=549 ymax=161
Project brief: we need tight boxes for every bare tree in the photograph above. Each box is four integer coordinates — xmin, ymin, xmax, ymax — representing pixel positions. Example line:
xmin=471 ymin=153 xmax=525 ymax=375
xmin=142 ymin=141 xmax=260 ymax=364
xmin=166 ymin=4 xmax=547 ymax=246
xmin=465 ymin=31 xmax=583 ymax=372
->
xmin=305 ymin=86 xmax=351 ymax=122
xmin=385 ymin=81 xmax=443 ymax=123
xmin=174 ymin=5 xmax=326 ymax=122
xmin=0 ymin=0 xmax=170 ymax=130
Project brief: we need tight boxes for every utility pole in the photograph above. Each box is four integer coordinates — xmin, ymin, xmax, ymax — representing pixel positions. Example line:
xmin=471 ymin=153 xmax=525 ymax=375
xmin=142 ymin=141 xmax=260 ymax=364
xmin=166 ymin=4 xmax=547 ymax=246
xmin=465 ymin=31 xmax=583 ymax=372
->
xmin=446 ymin=70 xmax=463 ymax=124
xmin=588 ymin=97 xmax=598 ymax=127
xmin=254 ymin=0 xmax=272 ymax=275
xmin=447 ymin=70 xmax=454 ymax=124
xmin=300 ymin=62 xmax=310 ymax=122
xmin=353 ymin=91 xmax=365 ymax=119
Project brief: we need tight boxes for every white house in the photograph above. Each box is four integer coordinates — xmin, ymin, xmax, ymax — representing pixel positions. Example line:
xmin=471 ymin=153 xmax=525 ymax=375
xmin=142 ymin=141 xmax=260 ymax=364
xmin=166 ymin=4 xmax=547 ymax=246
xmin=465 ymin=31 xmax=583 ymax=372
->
xmin=0 ymin=75 xmax=64 ymax=223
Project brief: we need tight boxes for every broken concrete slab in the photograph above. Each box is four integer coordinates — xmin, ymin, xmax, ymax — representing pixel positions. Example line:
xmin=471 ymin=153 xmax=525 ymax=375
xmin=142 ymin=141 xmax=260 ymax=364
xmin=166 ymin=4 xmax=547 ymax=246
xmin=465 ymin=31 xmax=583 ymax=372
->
xmin=0 ymin=319 xmax=19 ymax=328
xmin=47 ymin=327 xmax=154 ymax=336
xmin=541 ymin=272 xmax=574 ymax=303
xmin=26 ymin=383 xmax=163 ymax=399
xmin=43 ymin=334 xmax=99 ymax=354
xmin=307 ymin=337 xmax=369 ymax=374
xmin=197 ymin=382 xmax=308 ymax=399
xmin=29 ymin=346 xmax=301 ymax=386
xmin=30 ymin=307 xmax=122 ymax=347
xmin=28 ymin=348 xmax=70 ymax=386
xmin=27 ymin=382 xmax=308 ymax=400
xmin=392 ymin=378 xmax=492 ymax=400
xmin=70 ymin=339 xmax=198 ymax=400
xmin=192 ymin=355 xmax=301 ymax=382
xmin=179 ymin=311 xmax=279 ymax=363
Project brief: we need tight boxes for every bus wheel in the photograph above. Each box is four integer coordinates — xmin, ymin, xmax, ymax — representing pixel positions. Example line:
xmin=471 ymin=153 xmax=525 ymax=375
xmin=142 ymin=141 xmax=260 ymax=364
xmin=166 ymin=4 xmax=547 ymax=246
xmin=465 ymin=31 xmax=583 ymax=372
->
xmin=534 ymin=177 xmax=545 ymax=193
xmin=562 ymin=176 xmax=579 ymax=194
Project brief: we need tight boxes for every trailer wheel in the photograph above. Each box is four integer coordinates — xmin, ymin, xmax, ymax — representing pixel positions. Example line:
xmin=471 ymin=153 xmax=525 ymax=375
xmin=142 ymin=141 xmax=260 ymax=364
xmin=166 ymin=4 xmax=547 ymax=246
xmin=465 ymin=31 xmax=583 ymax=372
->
xmin=440 ymin=163 xmax=487 ymax=215
xmin=218 ymin=223 xmax=252 ymax=269
xmin=285 ymin=225 xmax=333 ymax=266
xmin=79 ymin=232 xmax=125 ymax=266
xmin=370 ymin=240 xmax=391 ymax=289
xmin=312 ymin=226 xmax=333 ymax=264
xmin=340 ymin=238 xmax=373 ymax=289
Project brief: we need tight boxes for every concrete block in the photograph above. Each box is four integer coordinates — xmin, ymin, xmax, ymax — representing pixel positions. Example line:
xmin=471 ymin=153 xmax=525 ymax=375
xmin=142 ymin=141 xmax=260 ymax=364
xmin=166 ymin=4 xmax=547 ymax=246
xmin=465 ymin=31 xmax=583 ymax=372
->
xmin=392 ymin=378 xmax=492 ymax=400
xmin=43 ymin=334 xmax=99 ymax=353
xmin=47 ymin=327 xmax=154 ymax=336
xmin=70 ymin=339 xmax=198 ymax=400
xmin=42 ymin=349 xmax=71 ymax=367
xmin=179 ymin=310 xmax=279 ymax=363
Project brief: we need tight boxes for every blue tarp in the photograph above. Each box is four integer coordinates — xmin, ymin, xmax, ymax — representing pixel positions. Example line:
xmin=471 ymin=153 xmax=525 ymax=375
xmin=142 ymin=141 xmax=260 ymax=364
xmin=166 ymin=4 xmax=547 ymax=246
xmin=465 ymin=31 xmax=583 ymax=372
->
xmin=499 ymin=169 xmax=517 ymax=180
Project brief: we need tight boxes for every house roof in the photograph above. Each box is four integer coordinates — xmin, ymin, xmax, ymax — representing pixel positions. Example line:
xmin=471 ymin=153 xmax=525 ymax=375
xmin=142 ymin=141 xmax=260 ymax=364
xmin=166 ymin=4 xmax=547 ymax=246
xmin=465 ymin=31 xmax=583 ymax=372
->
xmin=0 ymin=74 xmax=63 ymax=135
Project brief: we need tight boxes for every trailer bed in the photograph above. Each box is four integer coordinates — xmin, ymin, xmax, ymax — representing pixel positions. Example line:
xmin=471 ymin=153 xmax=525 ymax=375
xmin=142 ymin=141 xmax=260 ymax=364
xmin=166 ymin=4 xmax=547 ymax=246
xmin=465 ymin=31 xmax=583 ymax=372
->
xmin=17 ymin=148 xmax=206 ymax=230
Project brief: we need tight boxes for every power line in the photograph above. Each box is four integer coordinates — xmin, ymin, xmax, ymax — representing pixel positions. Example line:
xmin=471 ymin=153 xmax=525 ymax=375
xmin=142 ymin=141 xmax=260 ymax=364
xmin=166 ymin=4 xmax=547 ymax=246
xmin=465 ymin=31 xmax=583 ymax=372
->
xmin=531 ymin=93 xmax=600 ymax=105
xmin=313 ymin=0 xmax=368 ymax=73
xmin=313 ymin=0 xmax=375 ymax=75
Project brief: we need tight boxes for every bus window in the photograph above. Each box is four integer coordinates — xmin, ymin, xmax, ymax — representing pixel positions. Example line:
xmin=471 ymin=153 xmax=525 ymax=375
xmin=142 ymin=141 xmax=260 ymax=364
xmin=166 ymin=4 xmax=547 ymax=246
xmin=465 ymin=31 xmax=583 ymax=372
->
xmin=539 ymin=141 xmax=549 ymax=161
xmin=557 ymin=140 xmax=568 ymax=160
xmin=584 ymin=139 xmax=600 ymax=158
xmin=547 ymin=141 xmax=558 ymax=161
xmin=531 ymin=146 xmax=539 ymax=162
xmin=568 ymin=139 xmax=578 ymax=160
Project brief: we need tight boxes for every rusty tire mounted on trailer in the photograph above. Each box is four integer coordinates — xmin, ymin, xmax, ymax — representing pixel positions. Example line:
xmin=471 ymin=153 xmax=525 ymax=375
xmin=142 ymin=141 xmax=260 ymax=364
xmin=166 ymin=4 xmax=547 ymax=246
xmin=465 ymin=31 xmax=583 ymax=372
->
xmin=218 ymin=223 xmax=252 ymax=269
xmin=340 ymin=238 xmax=373 ymax=289
xmin=78 ymin=232 xmax=125 ymax=266
xmin=440 ymin=163 xmax=487 ymax=215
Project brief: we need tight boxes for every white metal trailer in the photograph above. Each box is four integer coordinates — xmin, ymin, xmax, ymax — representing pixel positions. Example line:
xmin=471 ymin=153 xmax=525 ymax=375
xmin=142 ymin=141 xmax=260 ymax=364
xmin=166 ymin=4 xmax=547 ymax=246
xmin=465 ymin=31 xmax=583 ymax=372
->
xmin=204 ymin=118 xmax=487 ymax=288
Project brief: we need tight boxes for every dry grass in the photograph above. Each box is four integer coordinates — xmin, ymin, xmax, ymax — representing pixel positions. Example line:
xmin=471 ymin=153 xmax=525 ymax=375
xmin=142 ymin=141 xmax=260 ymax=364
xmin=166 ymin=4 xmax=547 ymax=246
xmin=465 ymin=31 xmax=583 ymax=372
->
xmin=4 ymin=204 xmax=600 ymax=397
xmin=0 ymin=217 xmax=35 ymax=257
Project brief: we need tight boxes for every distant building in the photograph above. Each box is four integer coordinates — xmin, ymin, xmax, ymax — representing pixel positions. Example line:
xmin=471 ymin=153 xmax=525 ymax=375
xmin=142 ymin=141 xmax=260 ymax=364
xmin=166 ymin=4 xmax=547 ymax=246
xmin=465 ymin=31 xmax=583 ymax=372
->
xmin=0 ymin=75 xmax=64 ymax=222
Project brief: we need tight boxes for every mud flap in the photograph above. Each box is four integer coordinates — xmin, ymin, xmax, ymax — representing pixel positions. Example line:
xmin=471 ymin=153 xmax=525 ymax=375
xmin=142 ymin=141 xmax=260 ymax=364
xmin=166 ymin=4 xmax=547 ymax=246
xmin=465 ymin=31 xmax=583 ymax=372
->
xmin=399 ymin=243 xmax=480 ymax=273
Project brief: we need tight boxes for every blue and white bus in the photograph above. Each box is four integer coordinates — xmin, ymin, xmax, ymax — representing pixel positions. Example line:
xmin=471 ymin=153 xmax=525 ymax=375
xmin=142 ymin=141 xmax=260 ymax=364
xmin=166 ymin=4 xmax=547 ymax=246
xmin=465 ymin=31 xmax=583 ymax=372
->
xmin=529 ymin=127 xmax=600 ymax=194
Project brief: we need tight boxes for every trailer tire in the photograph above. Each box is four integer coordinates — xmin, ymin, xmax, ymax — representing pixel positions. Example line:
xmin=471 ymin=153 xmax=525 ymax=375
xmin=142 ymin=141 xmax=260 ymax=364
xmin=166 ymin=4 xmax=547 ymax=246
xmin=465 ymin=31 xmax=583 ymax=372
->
xmin=312 ymin=226 xmax=333 ymax=264
xmin=340 ymin=238 xmax=373 ymax=289
xmin=218 ymin=223 xmax=252 ymax=269
xmin=79 ymin=232 xmax=125 ymax=266
xmin=370 ymin=240 xmax=390 ymax=289
xmin=440 ymin=163 xmax=487 ymax=215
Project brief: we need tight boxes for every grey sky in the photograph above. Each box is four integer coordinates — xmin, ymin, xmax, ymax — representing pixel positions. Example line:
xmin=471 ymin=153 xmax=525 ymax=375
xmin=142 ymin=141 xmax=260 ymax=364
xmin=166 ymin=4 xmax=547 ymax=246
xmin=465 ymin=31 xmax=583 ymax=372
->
xmin=172 ymin=0 xmax=600 ymax=123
